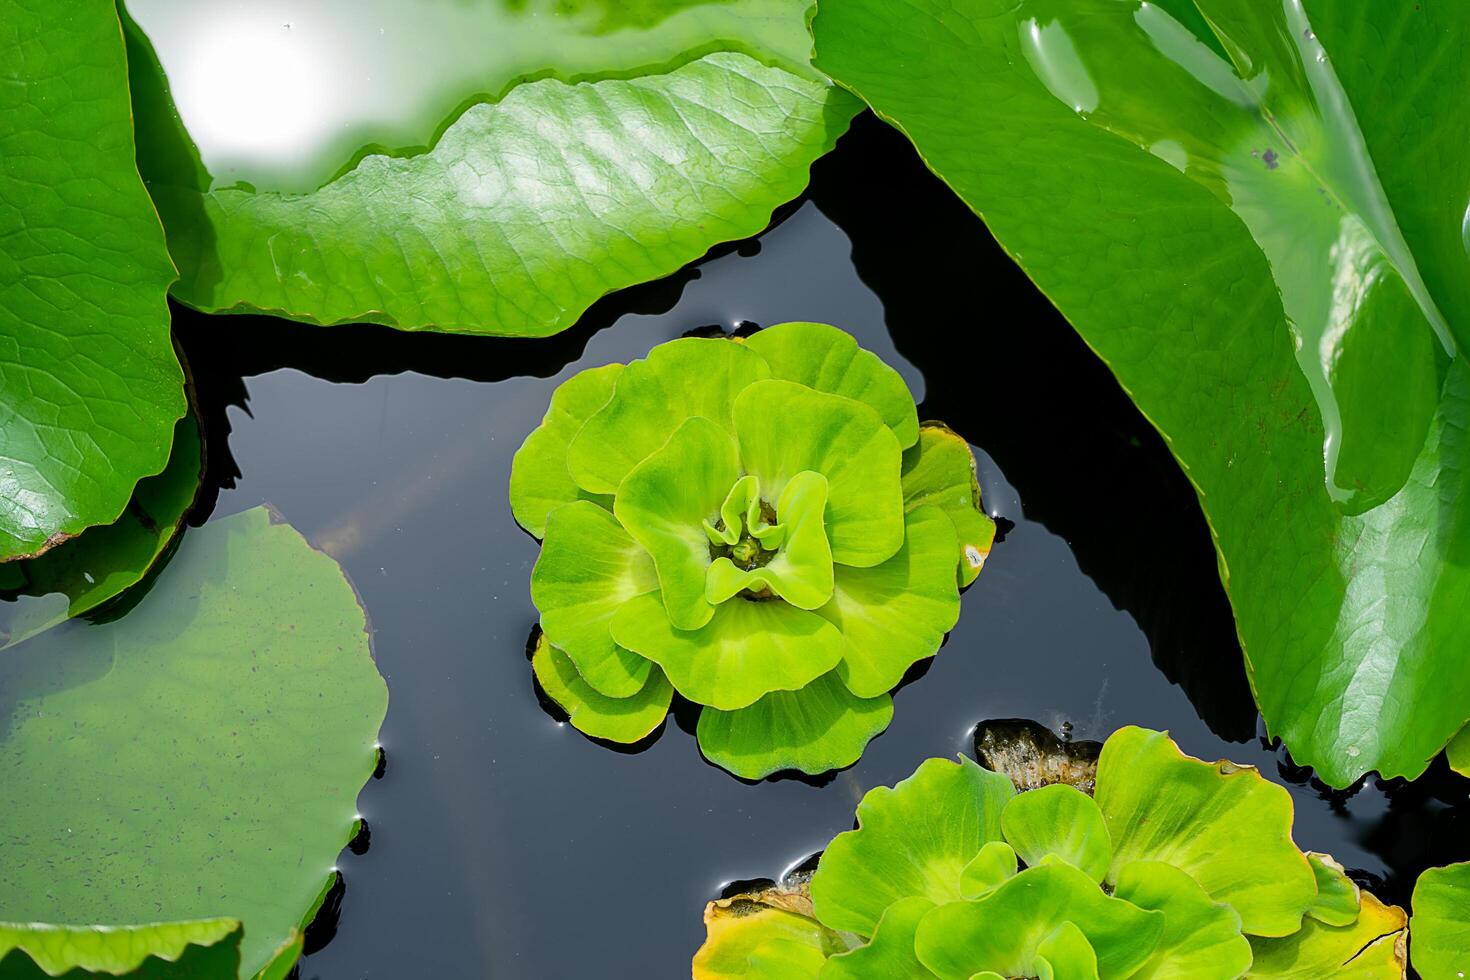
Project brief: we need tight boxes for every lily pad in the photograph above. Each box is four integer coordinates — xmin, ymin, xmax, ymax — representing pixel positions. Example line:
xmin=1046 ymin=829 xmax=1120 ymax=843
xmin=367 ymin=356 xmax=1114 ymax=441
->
xmin=123 ymin=1 xmax=859 ymax=336
xmin=1411 ymin=861 xmax=1470 ymax=980
xmin=0 ymin=506 xmax=388 ymax=978
xmin=0 ymin=414 xmax=201 ymax=651
xmin=0 ymin=0 xmax=186 ymax=561
xmin=812 ymin=0 xmax=1470 ymax=786
xmin=0 ymin=920 xmax=240 ymax=978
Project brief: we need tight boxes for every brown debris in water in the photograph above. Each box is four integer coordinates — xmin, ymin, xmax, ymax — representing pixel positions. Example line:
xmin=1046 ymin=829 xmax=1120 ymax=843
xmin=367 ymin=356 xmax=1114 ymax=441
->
xmin=973 ymin=718 xmax=1102 ymax=793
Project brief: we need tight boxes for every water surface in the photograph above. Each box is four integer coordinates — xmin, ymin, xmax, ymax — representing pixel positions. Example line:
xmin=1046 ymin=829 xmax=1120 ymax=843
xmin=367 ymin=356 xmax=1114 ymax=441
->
xmin=173 ymin=115 xmax=1468 ymax=978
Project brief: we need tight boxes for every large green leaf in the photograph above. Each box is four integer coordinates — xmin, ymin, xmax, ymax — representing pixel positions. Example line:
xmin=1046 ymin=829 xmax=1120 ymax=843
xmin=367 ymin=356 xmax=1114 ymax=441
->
xmin=0 ymin=920 xmax=240 ymax=978
xmin=1411 ymin=862 xmax=1470 ymax=980
xmin=0 ymin=507 xmax=388 ymax=978
xmin=812 ymin=0 xmax=1470 ymax=785
xmin=0 ymin=414 xmax=200 ymax=651
xmin=0 ymin=0 xmax=185 ymax=561
xmin=122 ymin=0 xmax=859 ymax=336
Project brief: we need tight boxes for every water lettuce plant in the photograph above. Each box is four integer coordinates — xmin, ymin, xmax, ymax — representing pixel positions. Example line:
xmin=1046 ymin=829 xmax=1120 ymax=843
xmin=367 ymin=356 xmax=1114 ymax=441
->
xmin=0 ymin=507 xmax=388 ymax=979
xmin=121 ymin=0 xmax=860 ymax=336
xmin=512 ymin=322 xmax=994 ymax=777
xmin=812 ymin=0 xmax=1470 ymax=786
xmin=0 ymin=0 xmax=186 ymax=562
xmin=1410 ymin=862 xmax=1470 ymax=980
xmin=693 ymin=726 xmax=1408 ymax=977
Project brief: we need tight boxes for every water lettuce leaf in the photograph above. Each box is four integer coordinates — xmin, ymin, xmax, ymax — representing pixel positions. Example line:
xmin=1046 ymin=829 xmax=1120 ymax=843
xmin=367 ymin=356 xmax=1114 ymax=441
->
xmin=812 ymin=0 xmax=1470 ymax=785
xmin=515 ymin=324 xmax=989 ymax=777
xmin=1249 ymin=891 xmax=1407 ymax=978
xmin=123 ymin=1 xmax=859 ymax=336
xmin=698 ymin=725 xmax=1396 ymax=979
xmin=0 ymin=0 xmax=185 ymax=561
xmin=0 ymin=507 xmax=388 ymax=978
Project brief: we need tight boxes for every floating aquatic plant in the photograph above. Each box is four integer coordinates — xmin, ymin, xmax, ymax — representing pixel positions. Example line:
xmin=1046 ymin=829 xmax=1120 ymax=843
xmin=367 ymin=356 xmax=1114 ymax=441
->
xmin=1410 ymin=861 xmax=1470 ymax=980
xmin=511 ymin=322 xmax=994 ymax=778
xmin=0 ymin=508 xmax=388 ymax=979
xmin=693 ymin=726 xmax=1408 ymax=977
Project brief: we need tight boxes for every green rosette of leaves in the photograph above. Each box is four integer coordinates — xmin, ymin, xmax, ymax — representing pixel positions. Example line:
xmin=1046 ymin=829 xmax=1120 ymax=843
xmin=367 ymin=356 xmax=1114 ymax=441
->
xmin=510 ymin=322 xmax=994 ymax=778
xmin=693 ymin=726 xmax=1409 ymax=977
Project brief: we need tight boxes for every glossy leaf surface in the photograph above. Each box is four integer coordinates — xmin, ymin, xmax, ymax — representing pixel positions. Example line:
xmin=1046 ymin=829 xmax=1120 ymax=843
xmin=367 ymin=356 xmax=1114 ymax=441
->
xmin=0 ymin=0 xmax=185 ymax=560
xmin=695 ymin=670 xmax=893 ymax=780
xmin=0 ymin=415 xmax=200 ymax=650
xmin=1411 ymin=861 xmax=1470 ymax=980
xmin=1001 ymin=784 xmax=1112 ymax=885
xmin=1249 ymin=891 xmax=1407 ymax=978
xmin=124 ymin=1 xmax=859 ymax=335
xmin=0 ymin=920 xmax=240 ymax=978
xmin=810 ymin=756 xmax=1014 ymax=935
xmin=1095 ymin=727 xmax=1315 ymax=936
xmin=532 ymin=634 xmax=673 ymax=744
xmin=0 ymin=508 xmax=388 ymax=977
xmin=913 ymin=863 xmax=1163 ymax=980
xmin=513 ymin=325 xmax=988 ymax=777
xmin=813 ymin=0 xmax=1470 ymax=785
xmin=1112 ymin=862 xmax=1251 ymax=980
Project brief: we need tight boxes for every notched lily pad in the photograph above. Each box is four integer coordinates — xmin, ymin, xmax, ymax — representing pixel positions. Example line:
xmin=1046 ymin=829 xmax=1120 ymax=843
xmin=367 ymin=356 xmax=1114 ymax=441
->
xmin=0 ymin=506 xmax=389 ymax=978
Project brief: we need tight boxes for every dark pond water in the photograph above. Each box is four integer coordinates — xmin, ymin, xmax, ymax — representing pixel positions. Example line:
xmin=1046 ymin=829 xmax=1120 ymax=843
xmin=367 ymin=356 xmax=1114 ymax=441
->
xmin=172 ymin=115 xmax=1468 ymax=979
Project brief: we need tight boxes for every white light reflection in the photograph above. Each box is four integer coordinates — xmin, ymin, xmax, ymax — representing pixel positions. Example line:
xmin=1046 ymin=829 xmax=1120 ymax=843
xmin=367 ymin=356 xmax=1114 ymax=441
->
xmin=176 ymin=13 xmax=340 ymax=168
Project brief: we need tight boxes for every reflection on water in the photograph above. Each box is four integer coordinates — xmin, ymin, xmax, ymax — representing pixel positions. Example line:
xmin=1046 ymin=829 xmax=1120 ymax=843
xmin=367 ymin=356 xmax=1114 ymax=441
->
xmin=166 ymin=116 xmax=1467 ymax=978
xmin=123 ymin=0 xmax=811 ymax=191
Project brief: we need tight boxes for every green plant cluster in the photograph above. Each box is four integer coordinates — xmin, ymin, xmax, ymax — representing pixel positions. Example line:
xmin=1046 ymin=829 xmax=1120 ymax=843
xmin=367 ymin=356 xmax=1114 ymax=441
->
xmin=694 ymin=726 xmax=1411 ymax=977
xmin=511 ymin=322 xmax=994 ymax=777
